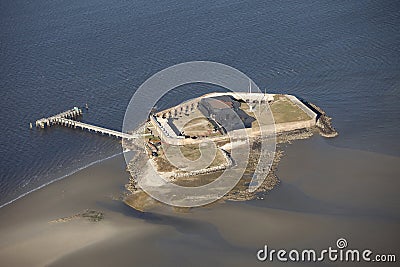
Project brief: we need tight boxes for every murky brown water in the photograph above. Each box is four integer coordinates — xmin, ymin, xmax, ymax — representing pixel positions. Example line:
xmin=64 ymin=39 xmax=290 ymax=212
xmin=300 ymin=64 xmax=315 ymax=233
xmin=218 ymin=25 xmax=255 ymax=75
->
xmin=44 ymin=136 xmax=399 ymax=267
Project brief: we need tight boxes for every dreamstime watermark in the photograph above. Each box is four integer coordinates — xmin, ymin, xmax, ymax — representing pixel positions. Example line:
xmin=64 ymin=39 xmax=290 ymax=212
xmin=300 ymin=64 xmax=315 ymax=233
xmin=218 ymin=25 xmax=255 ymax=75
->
xmin=122 ymin=61 xmax=276 ymax=207
xmin=257 ymin=238 xmax=397 ymax=263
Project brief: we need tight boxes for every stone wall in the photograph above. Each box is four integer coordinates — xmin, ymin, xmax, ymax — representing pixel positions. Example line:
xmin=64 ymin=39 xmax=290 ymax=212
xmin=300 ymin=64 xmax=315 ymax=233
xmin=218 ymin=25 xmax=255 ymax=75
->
xmin=275 ymin=119 xmax=316 ymax=133
xmin=285 ymin=94 xmax=318 ymax=121
xmin=156 ymin=98 xmax=200 ymax=118
xmin=150 ymin=93 xmax=318 ymax=145
xmin=149 ymin=115 xmax=185 ymax=145
xmin=169 ymin=148 xmax=233 ymax=179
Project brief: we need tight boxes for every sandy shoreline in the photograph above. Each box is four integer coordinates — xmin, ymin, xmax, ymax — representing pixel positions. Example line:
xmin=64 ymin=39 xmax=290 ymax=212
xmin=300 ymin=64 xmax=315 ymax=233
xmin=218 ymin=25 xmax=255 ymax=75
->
xmin=1 ymin=137 xmax=399 ymax=266
xmin=0 ymin=155 xmax=165 ymax=267
xmin=0 ymin=153 xmax=126 ymax=210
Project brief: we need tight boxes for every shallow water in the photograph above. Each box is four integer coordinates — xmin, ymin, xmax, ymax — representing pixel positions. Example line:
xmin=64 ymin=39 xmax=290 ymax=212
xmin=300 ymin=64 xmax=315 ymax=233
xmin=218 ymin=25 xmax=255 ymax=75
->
xmin=45 ymin=140 xmax=400 ymax=266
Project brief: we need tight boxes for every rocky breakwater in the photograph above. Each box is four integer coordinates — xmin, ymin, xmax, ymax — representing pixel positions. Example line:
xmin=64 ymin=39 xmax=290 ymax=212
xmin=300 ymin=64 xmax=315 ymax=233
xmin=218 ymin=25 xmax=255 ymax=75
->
xmin=306 ymin=101 xmax=339 ymax=138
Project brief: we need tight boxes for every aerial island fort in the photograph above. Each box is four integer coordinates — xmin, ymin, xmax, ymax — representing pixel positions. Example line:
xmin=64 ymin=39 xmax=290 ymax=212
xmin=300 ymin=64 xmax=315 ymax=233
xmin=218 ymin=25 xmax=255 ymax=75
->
xmin=123 ymin=91 xmax=337 ymax=210
xmin=33 ymin=90 xmax=337 ymax=211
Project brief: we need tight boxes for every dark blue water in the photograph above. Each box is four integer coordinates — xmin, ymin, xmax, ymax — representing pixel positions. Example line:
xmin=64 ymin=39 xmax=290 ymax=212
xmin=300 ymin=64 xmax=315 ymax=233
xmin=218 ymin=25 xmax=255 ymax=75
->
xmin=1 ymin=0 xmax=399 ymax=206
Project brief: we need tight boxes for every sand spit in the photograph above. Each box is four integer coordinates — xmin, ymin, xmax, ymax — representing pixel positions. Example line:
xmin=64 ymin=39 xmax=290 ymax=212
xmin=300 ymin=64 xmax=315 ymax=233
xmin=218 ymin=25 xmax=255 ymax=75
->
xmin=0 ymin=155 xmax=160 ymax=267
xmin=49 ymin=209 xmax=104 ymax=223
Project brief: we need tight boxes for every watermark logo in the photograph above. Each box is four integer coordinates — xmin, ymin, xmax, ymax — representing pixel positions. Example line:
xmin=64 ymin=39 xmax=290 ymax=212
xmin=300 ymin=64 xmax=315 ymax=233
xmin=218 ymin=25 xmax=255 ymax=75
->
xmin=257 ymin=238 xmax=397 ymax=263
xmin=336 ymin=238 xmax=348 ymax=249
xmin=122 ymin=61 xmax=276 ymax=207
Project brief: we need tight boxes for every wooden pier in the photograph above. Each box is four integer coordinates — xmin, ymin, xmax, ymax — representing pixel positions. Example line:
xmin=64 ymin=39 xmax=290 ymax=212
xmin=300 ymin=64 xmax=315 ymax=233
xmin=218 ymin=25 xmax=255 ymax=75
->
xmin=35 ymin=107 xmax=82 ymax=128
xmin=34 ymin=107 xmax=143 ymax=140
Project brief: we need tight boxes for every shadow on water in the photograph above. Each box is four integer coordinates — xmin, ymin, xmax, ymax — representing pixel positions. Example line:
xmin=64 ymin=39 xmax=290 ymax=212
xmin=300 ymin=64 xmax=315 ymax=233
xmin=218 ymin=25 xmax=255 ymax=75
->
xmin=247 ymin=181 xmax=400 ymax=222
xmin=97 ymin=198 xmax=251 ymax=252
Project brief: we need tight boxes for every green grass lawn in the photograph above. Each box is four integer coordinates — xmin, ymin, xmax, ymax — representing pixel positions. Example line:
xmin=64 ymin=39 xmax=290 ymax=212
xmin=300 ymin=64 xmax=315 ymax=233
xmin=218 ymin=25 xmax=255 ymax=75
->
xmin=270 ymin=95 xmax=311 ymax=123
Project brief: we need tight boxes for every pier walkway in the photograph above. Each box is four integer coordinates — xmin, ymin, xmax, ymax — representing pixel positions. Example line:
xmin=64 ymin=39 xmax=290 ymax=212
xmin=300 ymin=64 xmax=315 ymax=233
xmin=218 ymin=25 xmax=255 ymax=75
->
xmin=34 ymin=107 xmax=144 ymax=140
xmin=55 ymin=118 xmax=141 ymax=139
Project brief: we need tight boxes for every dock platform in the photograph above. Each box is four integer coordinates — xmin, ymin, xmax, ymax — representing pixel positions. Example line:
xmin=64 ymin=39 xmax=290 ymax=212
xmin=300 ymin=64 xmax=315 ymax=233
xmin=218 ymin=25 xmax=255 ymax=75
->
xmin=33 ymin=107 xmax=142 ymax=140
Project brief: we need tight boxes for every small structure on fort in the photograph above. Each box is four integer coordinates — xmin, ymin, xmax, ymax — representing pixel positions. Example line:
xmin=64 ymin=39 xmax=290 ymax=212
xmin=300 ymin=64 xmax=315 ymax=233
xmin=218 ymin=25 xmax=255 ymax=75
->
xmin=198 ymin=95 xmax=255 ymax=132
